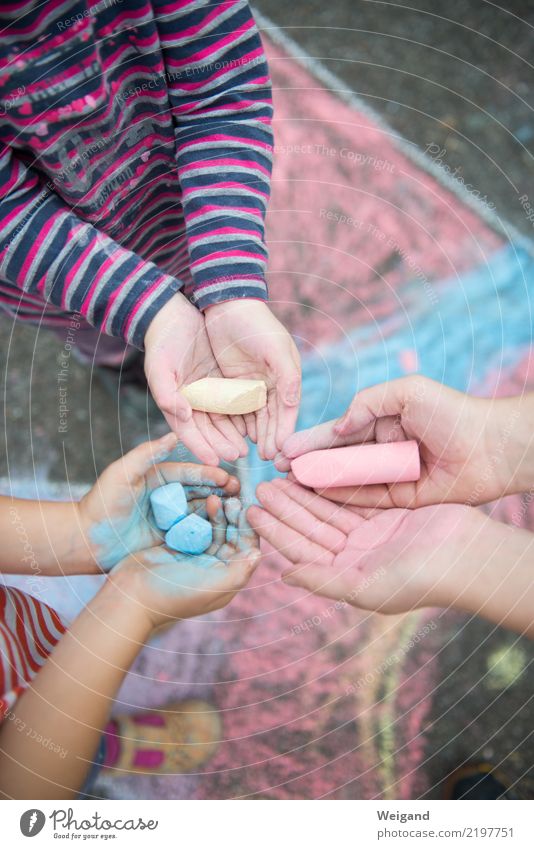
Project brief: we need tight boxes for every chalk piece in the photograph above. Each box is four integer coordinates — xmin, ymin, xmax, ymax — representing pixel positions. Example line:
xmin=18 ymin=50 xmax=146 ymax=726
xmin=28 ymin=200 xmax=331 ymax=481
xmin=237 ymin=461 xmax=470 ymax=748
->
xmin=150 ymin=483 xmax=188 ymax=531
xmin=181 ymin=377 xmax=267 ymax=415
xmin=291 ymin=440 xmax=421 ymax=488
xmin=165 ymin=513 xmax=213 ymax=555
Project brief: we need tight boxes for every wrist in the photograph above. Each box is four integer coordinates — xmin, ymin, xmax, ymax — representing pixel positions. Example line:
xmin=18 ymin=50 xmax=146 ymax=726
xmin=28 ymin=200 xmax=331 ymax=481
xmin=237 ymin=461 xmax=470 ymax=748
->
xmin=204 ymin=298 xmax=270 ymax=318
xmin=432 ymin=510 xmax=527 ymax=615
xmin=144 ymin=291 xmax=201 ymax=350
xmin=101 ymin=566 xmax=154 ymax=640
xmin=495 ymin=394 xmax=534 ymax=495
xmin=420 ymin=506 xmax=489 ymax=608
xmin=52 ymin=502 xmax=102 ymax=574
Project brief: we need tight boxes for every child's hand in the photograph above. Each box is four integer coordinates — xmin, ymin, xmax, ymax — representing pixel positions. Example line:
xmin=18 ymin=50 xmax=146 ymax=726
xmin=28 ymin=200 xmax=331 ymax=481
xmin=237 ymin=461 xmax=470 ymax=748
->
xmin=275 ymin=376 xmax=526 ymax=508
xmin=110 ymin=495 xmax=260 ymax=627
xmin=204 ymin=300 xmax=301 ymax=460
xmin=248 ymin=478 xmax=480 ymax=614
xmin=78 ymin=433 xmax=240 ymax=571
xmin=144 ymin=293 xmax=249 ymax=465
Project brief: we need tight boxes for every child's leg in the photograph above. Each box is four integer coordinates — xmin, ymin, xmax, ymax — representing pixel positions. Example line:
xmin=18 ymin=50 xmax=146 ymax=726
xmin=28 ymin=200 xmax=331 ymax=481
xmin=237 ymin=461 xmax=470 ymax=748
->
xmin=0 ymin=577 xmax=149 ymax=799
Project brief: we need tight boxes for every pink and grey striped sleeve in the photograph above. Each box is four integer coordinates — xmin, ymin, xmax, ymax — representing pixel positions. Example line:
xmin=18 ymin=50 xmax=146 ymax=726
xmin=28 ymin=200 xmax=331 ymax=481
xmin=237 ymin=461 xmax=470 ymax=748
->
xmin=156 ymin=0 xmax=274 ymax=310
xmin=0 ymin=143 xmax=181 ymax=349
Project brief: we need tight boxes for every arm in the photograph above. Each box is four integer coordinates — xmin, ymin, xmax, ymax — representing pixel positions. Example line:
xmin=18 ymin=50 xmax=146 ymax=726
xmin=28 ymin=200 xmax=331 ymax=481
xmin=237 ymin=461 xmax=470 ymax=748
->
xmin=157 ymin=0 xmax=273 ymax=308
xmin=0 ymin=497 xmax=98 ymax=576
xmin=0 ymin=433 xmax=240 ymax=577
xmin=0 ymin=144 xmax=180 ymax=349
xmin=1 ymin=498 xmax=260 ymax=799
xmin=143 ymin=0 xmax=280 ymax=462
xmin=432 ymin=516 xmax=534 ymax=637
xmin=0 ymin=573 xmax=150 ymax=799
xmin=0 ymin=145 xmax=248 ymax=464
xmin=155 ymin=0 xmax=301 ymax=458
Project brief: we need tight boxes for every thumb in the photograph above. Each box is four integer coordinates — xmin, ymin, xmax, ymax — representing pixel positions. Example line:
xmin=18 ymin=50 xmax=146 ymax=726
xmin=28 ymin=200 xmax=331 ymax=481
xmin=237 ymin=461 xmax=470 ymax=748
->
xmin=278 ymin=370 xmax=301 ymax=407
xmin=227 ymin=548 xmax=262 ymax=587
xmin=281 ymin=419 xmax=340 ymax=460
xmin=335 ymin=376 xmax=427 ymax=436
xmin=119 ymin=433 xmax=178 ymax=481
xmin=145 ymin=360 xmax=192 ymax=424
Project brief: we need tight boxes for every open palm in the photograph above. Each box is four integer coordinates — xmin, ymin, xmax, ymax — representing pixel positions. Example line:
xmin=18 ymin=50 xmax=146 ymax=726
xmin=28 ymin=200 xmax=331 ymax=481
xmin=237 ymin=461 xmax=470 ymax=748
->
xmin=79 ymin=434 xmax=240 ymax=571
xmin=205 ymin=300 xmax=301 ymax=460
xmin=144 ymin=293 xmax=248 ymax=465
xmin=248 ymin=477 xmax=475 ymax=613
xmin=110 ymin=494 xmax=260 ymax=626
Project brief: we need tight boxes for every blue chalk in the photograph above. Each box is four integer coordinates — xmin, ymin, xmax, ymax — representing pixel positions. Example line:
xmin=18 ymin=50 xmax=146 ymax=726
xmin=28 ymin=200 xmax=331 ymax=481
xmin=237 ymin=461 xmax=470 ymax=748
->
xmin=165 ymin=513 xmax=213 ymax=555
xmin=150 ymin=483 xmax=188 ymax=531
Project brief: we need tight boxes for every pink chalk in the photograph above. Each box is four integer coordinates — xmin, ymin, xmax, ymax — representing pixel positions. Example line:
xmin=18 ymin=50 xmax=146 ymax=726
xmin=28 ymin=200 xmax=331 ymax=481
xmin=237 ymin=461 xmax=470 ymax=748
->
xmin=290 ymin=440 xmax=421 ymax=488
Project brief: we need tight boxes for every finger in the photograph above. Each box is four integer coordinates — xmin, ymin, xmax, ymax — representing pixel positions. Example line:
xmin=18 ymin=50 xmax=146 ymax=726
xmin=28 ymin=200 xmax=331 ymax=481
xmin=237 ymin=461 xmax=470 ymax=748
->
xmin=222 ymin=496 xmax=256 ymax=549
xmin=162 ymin=412 xmax=220 ymax=465
xmin=193 ymin=410 xmax=240 ymax=463
xmin=247 ymin=505 xmax=333 ymax=566
xmin=318 ymin=481 xmax=418 ymax=509
xmin=255 ymin=404 xmax=269 ymax=460
xmin=335 ymin=376 xmax=432 ymax=438
xmin=282 ymin=563 xmax=349 ymax=600
xmin=207 ymin=494 xmax=227 ymax=551
xmin=112 ymin=433 xmax=179 ymax=484
xmin=224 ymin=547 xmax=262 ymax=589
xmin=154 ymin=461 xmax=231 ymax=490
xmin=273 ymin=363 xmax=301 ymax=452
xmin=263 ymin=388 xmax=278 ymax=460
xmin=268 ymin=478 xmax=360 ymax=535
xmin=244 ymin=413 xmax=257 ymax=444
xmin=217 ymin=543 xmax=236 ymax=561
xmin=375 ymin=414 xmax=406 ymax=444
xmin=283 ymin=417 xmax=379 ymax=463
xmin=210 ymin=413 xmax=249 ymax=458
xmin=224 ymin=496 xmax=241 ymax=546
xmin=237 ymin=502 xmax=257 ymax=548
xmin=273 ymin=451 xmax=292 ymax=473
xmin=223 ymin=496 xmax=242 ymax=525
xmin=147 ymin=366 xmax=192 ymax=424
xmin=187 ymin=498 xmax=209 ymax=518
xmin=256 ymin=481 xmax=347 ymax=553
xmin=231 ymin=414 xmax=247 ymax=437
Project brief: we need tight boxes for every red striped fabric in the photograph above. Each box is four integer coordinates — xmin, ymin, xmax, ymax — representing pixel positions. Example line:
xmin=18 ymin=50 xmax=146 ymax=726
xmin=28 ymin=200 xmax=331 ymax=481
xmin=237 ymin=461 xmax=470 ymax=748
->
xmin=0 ymin=587 xmax=65 ymax=720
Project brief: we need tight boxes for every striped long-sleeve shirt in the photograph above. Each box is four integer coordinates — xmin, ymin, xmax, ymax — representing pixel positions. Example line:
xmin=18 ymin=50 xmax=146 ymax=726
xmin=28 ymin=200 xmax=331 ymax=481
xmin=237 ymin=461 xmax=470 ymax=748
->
xmin=0 ymin=586 xmax=65 ymax=719
xmin=0 ymin=0 xmax=273 ymax=348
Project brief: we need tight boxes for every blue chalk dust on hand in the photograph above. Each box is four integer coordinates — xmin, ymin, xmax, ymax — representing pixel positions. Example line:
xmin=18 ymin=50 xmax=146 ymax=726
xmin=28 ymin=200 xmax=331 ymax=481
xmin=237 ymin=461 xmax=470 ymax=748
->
xmin=150 ymin=482 xmax=188 ymax=530
xmin=166 ymin=513 xmax=213 ymax=555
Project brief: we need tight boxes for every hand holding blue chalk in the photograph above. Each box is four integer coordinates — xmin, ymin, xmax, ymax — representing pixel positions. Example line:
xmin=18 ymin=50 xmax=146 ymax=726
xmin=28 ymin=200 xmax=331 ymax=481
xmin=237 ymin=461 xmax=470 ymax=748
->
xmin=150 ymin=482 xmax=188 ymax=530
xmin=166 ymin=513 xmax=213 ymax=555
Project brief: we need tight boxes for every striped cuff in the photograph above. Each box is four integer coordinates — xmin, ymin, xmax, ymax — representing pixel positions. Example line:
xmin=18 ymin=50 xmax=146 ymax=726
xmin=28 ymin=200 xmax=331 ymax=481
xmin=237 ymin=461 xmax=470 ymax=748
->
xmin=119 ymin=269 xmax=182 ymax=350
xmin=189 ymin=275 xmax=268 ymax=311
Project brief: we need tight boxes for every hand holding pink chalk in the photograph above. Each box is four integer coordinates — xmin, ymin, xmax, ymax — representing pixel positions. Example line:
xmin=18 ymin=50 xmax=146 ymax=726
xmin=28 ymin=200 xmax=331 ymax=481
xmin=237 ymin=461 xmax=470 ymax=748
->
xmin=277 ymin=376 xmax=530 ymax=509
xmin=291 ymin=440 xmax=420 ymax=489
